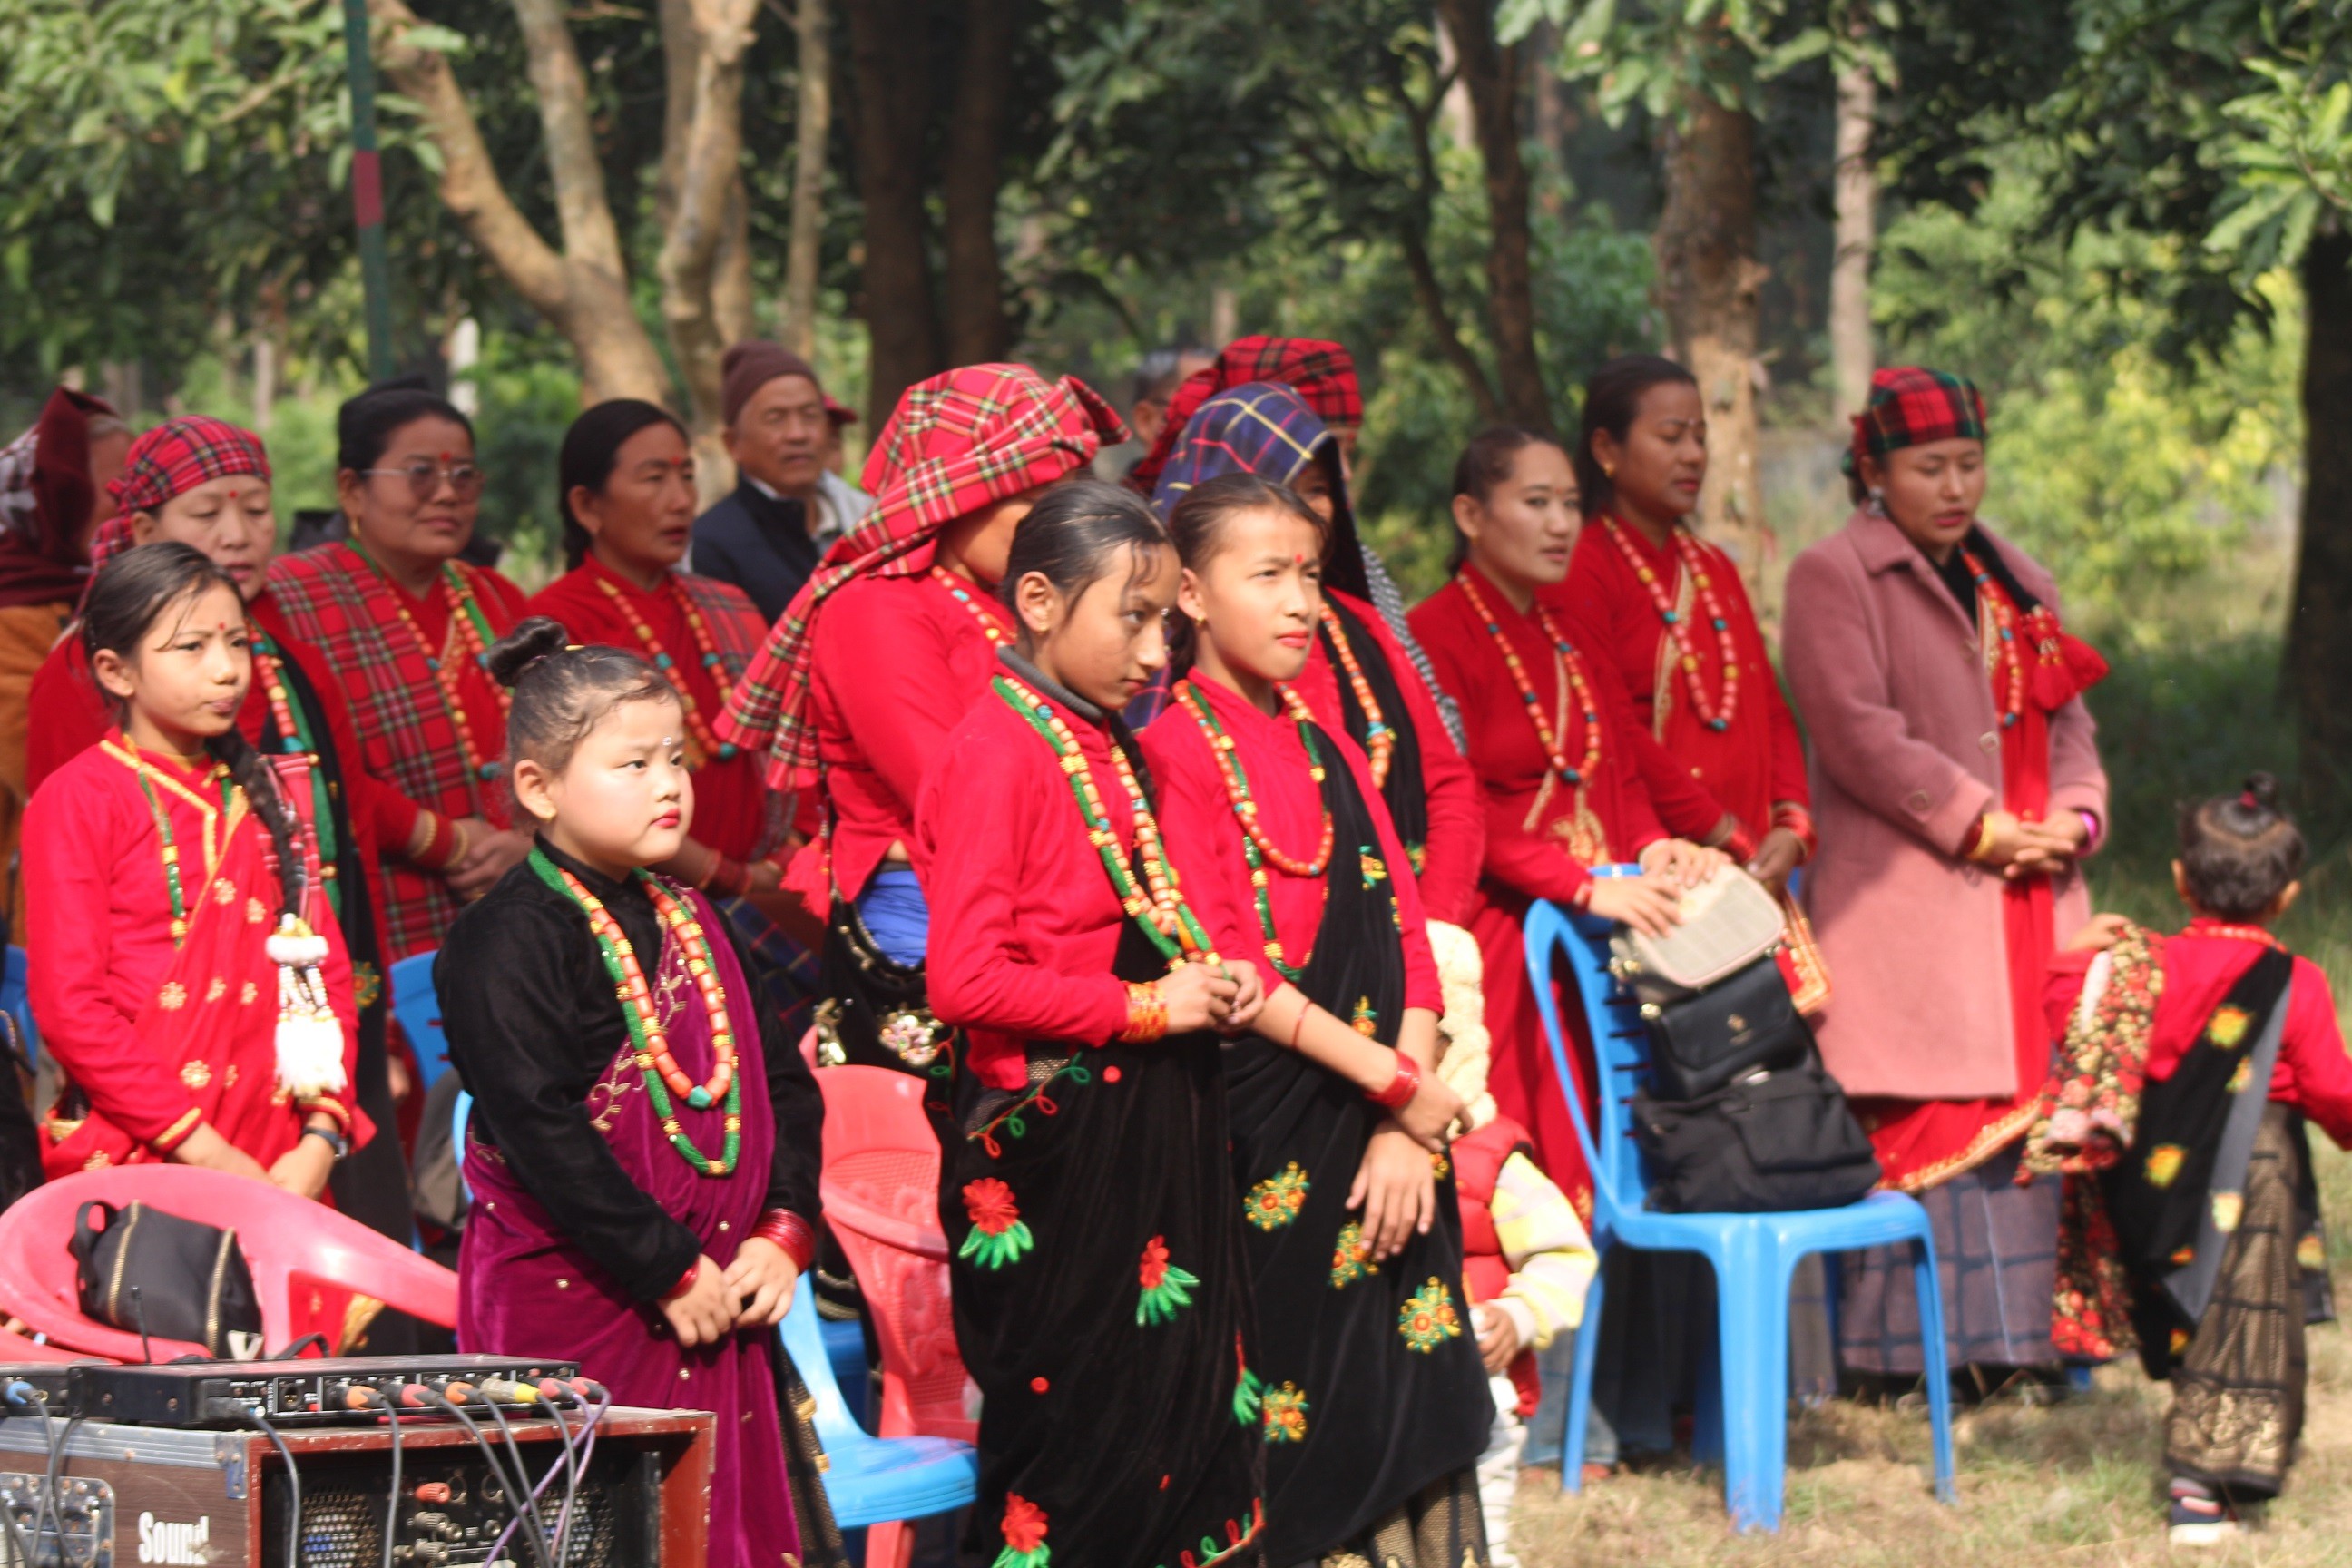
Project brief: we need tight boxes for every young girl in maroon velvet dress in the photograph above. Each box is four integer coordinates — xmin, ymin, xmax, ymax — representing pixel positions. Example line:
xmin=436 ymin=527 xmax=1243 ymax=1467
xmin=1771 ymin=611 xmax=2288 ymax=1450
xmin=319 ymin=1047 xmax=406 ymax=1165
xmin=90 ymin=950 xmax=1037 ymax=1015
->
xmin=437 ymin=618 xmax=843 ymax=1568
xmin=1140 ymin=472 xmax=1484 ymax=1566
xmin=916 ymin=480 xmax=1269 ymax=1568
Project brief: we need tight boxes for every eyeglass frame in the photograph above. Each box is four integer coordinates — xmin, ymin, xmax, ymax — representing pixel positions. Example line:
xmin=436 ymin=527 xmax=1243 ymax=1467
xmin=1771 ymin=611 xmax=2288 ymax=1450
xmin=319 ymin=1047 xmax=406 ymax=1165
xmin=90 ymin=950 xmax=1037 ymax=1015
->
xmin=358 ymin=460 xmax=488 ymax=500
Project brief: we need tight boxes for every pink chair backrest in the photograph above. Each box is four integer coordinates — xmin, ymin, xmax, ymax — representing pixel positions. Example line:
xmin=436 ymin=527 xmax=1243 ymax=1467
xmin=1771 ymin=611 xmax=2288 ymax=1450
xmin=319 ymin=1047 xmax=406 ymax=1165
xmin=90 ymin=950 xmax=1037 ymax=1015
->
xmin=818 ymin=1066 xmax=975 ymax=1444
xmin=0 ymin=1324 xmax=90 ymax=1365
xmin=0 ymin=1166 xmax=457 ymax=1361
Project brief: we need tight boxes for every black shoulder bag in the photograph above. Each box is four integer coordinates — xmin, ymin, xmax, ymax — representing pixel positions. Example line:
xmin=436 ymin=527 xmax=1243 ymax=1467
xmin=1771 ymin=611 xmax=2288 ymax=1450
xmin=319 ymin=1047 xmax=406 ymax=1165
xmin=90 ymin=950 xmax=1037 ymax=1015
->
xmin=70 ymin=1200 xmax=262 ymax=1358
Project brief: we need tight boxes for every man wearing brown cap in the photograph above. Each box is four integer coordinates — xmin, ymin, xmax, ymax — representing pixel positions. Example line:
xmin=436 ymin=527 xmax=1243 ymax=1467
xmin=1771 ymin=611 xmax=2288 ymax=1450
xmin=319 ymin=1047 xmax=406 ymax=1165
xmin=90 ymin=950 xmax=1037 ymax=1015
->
xmin=691 ymin=340 xmax=873 ymax=622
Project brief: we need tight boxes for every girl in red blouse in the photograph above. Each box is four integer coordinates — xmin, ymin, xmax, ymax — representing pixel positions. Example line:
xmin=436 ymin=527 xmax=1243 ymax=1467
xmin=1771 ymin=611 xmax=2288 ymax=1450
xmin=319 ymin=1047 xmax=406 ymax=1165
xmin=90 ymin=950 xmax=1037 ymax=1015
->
xmin=916 ymin=481 xmax=1269 ymax=1568
xmin=718 ymin=365 xmax=1126 ymax=1084
xmin=267 ymin=387 xmax=533 ymax=961
xmin=1141 ymin=472 xmax=1484 ymax=1566
xmin=1409 ymin=430 xmax=1721 ymax=1208
xmin=1563 ymin=355 xmax=1812 ymax=887
xmin=2041 ymin=775 xmax=2351 ymax=1543
xmin=25 ymin=544 xmax=364 ymax=1196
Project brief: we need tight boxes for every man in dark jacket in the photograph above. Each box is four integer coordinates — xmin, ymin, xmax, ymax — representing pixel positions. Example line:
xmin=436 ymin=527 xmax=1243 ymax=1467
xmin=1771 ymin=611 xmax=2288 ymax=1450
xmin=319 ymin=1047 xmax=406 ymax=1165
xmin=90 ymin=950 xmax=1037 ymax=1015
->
xmin=691 ymin=341 xmax=872 ymax=622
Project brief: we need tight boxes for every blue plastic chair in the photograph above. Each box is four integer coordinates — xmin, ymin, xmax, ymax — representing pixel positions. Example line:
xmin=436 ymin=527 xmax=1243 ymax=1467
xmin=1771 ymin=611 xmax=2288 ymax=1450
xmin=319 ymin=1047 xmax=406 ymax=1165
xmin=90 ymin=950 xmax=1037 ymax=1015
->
xmin=778 ymin=1276 xmax=977 ymax=1533
xmin=0 ymin=944 xmax=39 ymax=1071
xmin=388 ymin=951 xmax=453 ymax=1093
xmin=1525 ymin=880 xmax=1956 ymax=1532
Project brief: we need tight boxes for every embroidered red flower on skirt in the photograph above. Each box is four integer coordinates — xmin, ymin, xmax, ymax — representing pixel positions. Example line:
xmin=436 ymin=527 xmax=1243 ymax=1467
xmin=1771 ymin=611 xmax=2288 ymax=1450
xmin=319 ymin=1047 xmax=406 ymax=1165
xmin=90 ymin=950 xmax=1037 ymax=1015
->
xmin=965 ymin=1177 xmax=1021 ymax=1235
xmin=1002 ymin=1494 xmax=1047 ymax=1552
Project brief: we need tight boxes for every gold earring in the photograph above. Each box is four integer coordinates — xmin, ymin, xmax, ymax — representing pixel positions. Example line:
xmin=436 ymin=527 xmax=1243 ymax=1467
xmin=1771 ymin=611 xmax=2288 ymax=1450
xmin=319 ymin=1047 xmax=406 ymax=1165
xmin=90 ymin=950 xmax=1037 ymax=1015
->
xmin=1602 ymin=462 xmax=1616 ymax=479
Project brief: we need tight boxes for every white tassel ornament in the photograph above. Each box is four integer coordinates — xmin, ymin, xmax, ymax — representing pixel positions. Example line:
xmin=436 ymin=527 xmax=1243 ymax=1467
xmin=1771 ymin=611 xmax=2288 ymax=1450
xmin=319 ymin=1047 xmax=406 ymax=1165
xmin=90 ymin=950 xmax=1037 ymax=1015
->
xmin=268 ymin=915 xmax=347 ymax=1099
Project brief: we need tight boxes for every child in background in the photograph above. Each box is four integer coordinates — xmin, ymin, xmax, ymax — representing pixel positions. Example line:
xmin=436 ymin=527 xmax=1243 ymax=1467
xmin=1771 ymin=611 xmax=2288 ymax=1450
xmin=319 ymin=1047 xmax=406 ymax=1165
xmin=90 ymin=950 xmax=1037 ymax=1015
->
xmin=437 ymin=619 xmax=843 ymax=1568
xmin=2044 ymin=773 xmax=2352 ymax=1546
xmin=1429 ymin=923 xmax=1597 ymax=1567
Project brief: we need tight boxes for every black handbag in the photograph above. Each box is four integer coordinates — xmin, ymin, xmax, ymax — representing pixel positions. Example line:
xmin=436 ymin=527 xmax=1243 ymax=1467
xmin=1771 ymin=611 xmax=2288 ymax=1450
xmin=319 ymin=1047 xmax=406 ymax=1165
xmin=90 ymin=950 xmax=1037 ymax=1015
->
xmin=1630 ymin=1063 xmax=1882 ymax=1214
xmin=70 ymin=1200 xmax=262 ymax=1357
xmin=1640 ymin=954 xmax=1814 ymax=1102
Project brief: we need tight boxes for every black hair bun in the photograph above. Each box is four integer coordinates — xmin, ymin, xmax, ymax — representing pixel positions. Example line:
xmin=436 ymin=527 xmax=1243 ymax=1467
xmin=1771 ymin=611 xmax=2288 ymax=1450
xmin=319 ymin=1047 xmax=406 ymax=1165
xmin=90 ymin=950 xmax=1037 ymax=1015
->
xmin=2242 ymin=771 xmax=2281 ymax=814
xmin=487 ymin=616 xmax=571 ymax=689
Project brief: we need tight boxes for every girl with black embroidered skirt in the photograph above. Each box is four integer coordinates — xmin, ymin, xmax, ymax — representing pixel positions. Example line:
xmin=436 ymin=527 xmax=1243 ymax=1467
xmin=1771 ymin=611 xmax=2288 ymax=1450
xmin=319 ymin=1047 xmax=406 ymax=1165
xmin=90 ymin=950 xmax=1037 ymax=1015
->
xmin=436 ymin=620 xmax=843 ymax=1568
xmin=1141 ymin=473 xmax=1487 ymax=1568
xmin=915 ymin=481 xmax=1269 ymax=1568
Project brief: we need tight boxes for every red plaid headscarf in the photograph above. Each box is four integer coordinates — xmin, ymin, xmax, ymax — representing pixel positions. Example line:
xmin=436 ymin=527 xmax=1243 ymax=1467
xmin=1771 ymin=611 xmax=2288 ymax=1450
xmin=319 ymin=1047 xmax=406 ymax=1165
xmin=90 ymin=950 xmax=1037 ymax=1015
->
xmin=88 ymin=416 xmax=272 ymax=571
xmin=1846 ymin=366 xmax=1987 ymax=479
xmin=716 ymin=363 xmax=1126 ymax=779
xmin=1127 ymin=336 xmax=1363 ymax=497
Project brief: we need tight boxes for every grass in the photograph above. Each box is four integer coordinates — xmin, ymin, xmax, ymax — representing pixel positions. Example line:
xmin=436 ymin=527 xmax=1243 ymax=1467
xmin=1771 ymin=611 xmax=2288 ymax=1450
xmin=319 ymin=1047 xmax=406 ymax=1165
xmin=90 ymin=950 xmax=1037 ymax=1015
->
xmin=1506 ymin=636 xmax=2352 ymax=1563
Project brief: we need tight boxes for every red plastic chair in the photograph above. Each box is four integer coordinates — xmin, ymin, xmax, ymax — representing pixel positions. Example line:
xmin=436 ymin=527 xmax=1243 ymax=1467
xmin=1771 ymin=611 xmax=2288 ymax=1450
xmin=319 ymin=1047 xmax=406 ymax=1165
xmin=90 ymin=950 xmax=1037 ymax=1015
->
xmin=819 ymin=1066 xmax=975 ymax=1568
xmin=0 ymin=1166 xmax=458 ymax=1362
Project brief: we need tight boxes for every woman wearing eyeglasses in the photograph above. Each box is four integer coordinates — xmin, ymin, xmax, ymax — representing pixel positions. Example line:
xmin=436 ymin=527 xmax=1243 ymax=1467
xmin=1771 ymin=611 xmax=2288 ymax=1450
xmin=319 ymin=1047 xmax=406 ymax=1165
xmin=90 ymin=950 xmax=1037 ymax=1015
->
xmin=267 ymin=385 xmax=533 ymax=962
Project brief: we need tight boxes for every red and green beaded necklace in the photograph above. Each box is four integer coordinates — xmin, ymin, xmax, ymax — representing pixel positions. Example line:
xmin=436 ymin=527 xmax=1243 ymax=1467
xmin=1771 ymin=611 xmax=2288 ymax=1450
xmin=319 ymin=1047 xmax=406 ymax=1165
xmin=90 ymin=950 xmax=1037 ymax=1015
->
xmin=110 ymin=739 xmax=236 ymax=947
xmin=992 ymin=673 xmax=1218 ymax=968
xmin=529 ymin=848 xmax=741 ymax=1176
xmin=1177 ymin=679 xmax=1332 ymax=982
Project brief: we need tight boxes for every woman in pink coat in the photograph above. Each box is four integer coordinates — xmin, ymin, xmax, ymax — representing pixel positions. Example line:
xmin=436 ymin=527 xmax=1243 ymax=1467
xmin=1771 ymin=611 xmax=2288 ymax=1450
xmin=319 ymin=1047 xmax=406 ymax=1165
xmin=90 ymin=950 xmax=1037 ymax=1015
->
xmin=1783 ymin=368 xmax=2110 ymax=1378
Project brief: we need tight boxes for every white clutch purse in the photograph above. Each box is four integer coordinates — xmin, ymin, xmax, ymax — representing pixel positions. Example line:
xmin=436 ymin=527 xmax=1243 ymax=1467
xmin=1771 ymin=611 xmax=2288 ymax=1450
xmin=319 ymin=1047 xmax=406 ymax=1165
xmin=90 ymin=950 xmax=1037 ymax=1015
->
xmin=1606 ymin=867 xmax=1786 ymax=1004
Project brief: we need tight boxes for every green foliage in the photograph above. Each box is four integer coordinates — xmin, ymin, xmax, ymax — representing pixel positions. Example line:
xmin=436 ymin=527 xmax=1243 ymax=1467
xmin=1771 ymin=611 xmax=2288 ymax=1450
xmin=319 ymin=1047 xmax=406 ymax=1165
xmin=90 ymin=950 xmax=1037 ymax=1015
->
xmin=1502 ymin=0 xmax=1887 ymax=124
xmin=1873 ymin=154 xmax=2301 ymax=638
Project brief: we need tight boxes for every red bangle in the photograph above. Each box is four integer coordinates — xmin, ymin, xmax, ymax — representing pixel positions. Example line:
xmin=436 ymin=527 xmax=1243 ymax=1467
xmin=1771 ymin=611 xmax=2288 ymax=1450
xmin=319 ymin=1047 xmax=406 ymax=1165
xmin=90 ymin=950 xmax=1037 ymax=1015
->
xmin=1570 ymin=880 xmax=1595 ymax=912
xmin=660 ymin=1260 xmax=701 ymax=1303
xmin=1367 ymin=1052 xmax=1421 ymax=1111
xmin=752 ymin=1210 xmax=818 ymax=1273
xmin=1723 ymin=822 xmax=1760 ymax=863
xmin=1770 ymin=802 xmax=1818 ymax=863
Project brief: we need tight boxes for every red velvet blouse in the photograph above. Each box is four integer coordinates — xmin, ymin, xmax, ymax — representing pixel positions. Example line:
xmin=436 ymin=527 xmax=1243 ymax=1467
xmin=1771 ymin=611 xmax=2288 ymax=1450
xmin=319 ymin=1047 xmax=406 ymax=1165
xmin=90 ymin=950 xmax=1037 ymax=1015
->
xmin=524 ymin=558 xmax=779 ymax=863
xmin=916 ymin=675 xmax=1188 ymax=1091
xmin=807 ymin=571 xmax=1013 ymax=904
xmin=1142 ymin=673 xmax=1440 ymax=1016
xmin=2044 ymin=920 xmax=2352 ymax=1149
xmin=1289 ymin=586 xmax=1484 ymax=926
xmin=1563 ymin=517 xmax=1808 ymax=839
xmin=1408 ymin=562 xmax=1669 ymax=906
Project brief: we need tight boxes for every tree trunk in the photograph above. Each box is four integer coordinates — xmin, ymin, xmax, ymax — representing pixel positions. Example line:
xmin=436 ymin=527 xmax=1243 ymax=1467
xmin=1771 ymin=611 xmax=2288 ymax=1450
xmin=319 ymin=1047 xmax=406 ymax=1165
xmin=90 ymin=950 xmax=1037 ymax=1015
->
xmin=372 ymin=0 xmax=672 ymax=405
xmin=1655 ymin=93 xmax=1769 ymax=608
xmin=1829 ymin=60 xmax=1877 ymax=420
xmin=2288 ymin=228 xmax=2352 ymax=785
xmin=846 ymin=0 xmax=941 ymax=427
xmin=657 ymin=0 xmax=763 ymax=501
xmin=942 ymin=0 xmax=1017 ymax=365
xmin=780 ymin=0 xmax=831 ymax=361
xmin=1436 ymin=0 xmax=1549 ymax=429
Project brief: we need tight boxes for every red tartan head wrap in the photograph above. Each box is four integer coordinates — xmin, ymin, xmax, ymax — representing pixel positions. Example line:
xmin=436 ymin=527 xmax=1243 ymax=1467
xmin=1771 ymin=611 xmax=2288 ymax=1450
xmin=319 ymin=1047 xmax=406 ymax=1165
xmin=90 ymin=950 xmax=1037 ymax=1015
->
xmin=0 ymin=387 xmax=120 ymax=608
xmin=88 ymin=416 xmax=272 ymax=572
xmin=1126 ymin=336 xmax=1363 ymax=497
xmin=716 ymin=362 xmax=1127 ymax=779
xmin=1845 ymin=366 xmax=1987 ymax=480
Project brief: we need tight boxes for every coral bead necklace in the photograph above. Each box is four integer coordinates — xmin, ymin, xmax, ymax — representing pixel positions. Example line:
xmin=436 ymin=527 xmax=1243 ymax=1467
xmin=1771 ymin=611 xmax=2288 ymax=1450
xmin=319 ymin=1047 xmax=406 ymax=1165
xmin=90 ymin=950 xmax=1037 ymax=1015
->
xmin=351 ymin=543 xmax=509 ymax=793
xmin=1178 ymin=679 xmax=1333 ymax=981
xmin=1602 ymin=518 xmax=1740 ymax=732
xmin=1317 ymin=607 xmax=1394 ymax=788
xmin=530 ymin=849 xmax=741 ymax=1176
xmin=250 ymin=630 xmax=344 ymax=915
xmin=1456 ymin=571 xmax=1603 ymax=787
xmin=593 ymin=574 xmax=741 ymax=764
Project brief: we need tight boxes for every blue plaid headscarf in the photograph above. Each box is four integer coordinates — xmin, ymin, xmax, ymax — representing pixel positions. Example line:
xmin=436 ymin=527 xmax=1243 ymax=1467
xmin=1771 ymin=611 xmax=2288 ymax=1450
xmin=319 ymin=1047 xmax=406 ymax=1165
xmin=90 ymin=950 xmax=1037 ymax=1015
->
xmin=1146 ymin=382 xmax=1366 ymax=601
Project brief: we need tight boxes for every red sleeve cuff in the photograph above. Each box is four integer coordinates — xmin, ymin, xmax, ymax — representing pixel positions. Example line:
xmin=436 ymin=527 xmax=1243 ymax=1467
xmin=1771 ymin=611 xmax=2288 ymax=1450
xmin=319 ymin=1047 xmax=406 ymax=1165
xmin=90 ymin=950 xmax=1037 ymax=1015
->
xmin=149 ymin=1108 xmax=205 ymax=1157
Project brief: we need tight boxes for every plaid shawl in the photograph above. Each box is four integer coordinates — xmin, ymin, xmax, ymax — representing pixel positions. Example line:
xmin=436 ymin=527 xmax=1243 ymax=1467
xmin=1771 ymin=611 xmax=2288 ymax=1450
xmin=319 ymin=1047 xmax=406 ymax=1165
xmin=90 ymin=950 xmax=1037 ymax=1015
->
xmin=675 ymin=568 xmax=769 ymax=676
xmin=716 ymin=362 xmax=1126 ymax=780
xmin=1845 ymin=366 xmax=1988 ymax=477
xmin=1147 ymin=381 xmax=1367 ymax=601
xmin=265 ymin=542 xmax=518 ymax=959
xmin=88 ymin=416 xmax=272 ymax=572
xmin=0 ymin=387 xmax=118 ymax=608
xmin=1127 ymin=336 xmax=1363 ymax=497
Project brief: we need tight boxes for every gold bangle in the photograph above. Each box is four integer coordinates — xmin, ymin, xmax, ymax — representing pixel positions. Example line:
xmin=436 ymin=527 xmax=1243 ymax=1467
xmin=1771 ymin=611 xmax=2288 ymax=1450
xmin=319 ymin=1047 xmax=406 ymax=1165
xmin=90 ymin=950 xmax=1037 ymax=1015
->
xmin=447 ymin=819 xmax=474 ymax=869
xmin=1116 ymin=982 xmax=1167 ymax=1044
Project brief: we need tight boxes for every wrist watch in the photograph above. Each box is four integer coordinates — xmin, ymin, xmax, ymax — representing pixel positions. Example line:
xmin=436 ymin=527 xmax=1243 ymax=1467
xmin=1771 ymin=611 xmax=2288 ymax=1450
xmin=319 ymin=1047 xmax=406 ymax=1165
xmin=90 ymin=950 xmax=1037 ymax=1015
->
xmin=301 ymin=1124 xmax=350 ymax=1161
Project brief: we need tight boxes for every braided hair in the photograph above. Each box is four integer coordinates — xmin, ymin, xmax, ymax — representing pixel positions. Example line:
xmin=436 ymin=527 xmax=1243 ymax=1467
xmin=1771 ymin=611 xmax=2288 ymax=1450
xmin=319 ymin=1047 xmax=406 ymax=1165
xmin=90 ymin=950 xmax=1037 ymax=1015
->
xmin=81 ymin=543 xmax=306 ymax=923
